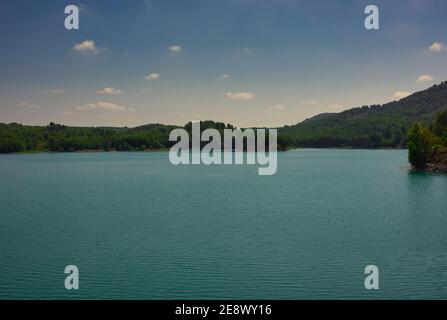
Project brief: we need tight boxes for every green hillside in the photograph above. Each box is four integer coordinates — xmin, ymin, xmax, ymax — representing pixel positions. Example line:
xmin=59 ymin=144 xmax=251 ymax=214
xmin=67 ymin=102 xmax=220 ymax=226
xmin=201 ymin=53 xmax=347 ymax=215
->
xmin=278 ymin=81 xmax=447 ymax=149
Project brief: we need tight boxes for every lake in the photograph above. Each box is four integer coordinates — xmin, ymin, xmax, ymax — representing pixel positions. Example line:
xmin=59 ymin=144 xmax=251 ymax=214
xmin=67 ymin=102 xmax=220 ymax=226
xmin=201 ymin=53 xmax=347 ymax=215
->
xmin=0 ymin=149 xmax=446 ymax=299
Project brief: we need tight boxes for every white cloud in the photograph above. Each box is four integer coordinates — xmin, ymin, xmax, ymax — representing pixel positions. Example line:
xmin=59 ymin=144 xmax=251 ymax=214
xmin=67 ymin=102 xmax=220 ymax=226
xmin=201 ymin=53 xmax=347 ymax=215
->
xmin=16 ymin=102 xmax=40 ymax=109
xmin=168 ymin=45 xmax=182 ymax=52
xmin=145 ymin=73 xmax=160 ymax=81
xmin=226 ymin=92 xmax=255 ymax=101
xmin=299 ymin=100 xmax=319 ymax=105
xmin=97 ymin=87 xmax=123 ymax=95
xmin=221 ymin=74 xmax=231 ymax=79
xmin=392 ymin=91 xmax=411 ymax=100
xmin=75 ymin=102 xmax=131 ymax=112
xmin=416 ymin=74 xmax=435 ymax=83
xmin=73 ymin=40 xmax=99 ymax=54
xmin=268 ymin=104 xmax=286 ymax=111
xmin=429 ymin=42 xmax=447 ymax=52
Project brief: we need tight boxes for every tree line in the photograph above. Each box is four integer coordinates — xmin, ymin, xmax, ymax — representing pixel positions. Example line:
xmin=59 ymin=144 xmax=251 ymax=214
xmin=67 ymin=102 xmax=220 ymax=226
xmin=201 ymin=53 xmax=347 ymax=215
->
xmin=0 ymin=121 xmax=281 ymax=153
xmin=0 ymin=122 xmax=179 ymax=153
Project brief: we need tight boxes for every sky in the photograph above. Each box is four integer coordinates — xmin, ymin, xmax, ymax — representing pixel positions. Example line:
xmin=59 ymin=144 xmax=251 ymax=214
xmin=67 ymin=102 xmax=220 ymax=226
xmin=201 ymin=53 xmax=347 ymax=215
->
xmin=1 ymin=0 xmax=447 ymax=128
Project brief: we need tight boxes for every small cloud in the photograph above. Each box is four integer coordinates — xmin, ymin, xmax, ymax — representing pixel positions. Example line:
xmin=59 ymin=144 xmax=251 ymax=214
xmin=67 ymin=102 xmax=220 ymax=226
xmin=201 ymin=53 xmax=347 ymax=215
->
xmin=168 ymin=45 xmax=182 ymax=53
xmin=97 ymin=87 xmax=123 ymax=95
xmin=299 ymin=100 xmax=319 ymax=105
xmin=429 ymin=42 xmax=447 ymax=52
xmin=73 ymin=40 xmax=99 ymax=55
xmin=75 ymin=101 xmax=131 ymax=112
xmin=221 ymin=74 xmax=231 ymax=79
xmin=16 ymin=101 xmax=40 ymax=109
xmin=417 ymin=74 xmax=435 ymax=83
xmin=392 ymin=91 xmax=411 ymax=100
xmin=268 ymin=104 xmax=286 ymax=111
xmin=226 ymin=92 xmax=255 ymax=101
xmin=145 ymin=73 xmax=160 ymax=81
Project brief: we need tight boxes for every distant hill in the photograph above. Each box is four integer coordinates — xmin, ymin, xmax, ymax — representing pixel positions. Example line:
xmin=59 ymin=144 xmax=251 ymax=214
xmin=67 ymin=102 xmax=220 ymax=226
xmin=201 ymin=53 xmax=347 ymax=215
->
xmin=278 ymin=81 xmax=447 ymax=148
xmin=1 ymin=81 xmax=447 ymax=153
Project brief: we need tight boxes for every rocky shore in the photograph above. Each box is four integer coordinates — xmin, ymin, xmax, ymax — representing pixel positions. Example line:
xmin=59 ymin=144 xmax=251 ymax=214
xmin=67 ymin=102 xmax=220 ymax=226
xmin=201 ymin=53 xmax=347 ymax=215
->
xmin=427 ymin=150 xmax=447 ymax=173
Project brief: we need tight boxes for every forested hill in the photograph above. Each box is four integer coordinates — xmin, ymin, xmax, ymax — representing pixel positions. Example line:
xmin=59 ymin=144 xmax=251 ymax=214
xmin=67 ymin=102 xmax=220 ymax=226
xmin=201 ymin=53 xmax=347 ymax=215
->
xmin=1 ymin=82 xmax=447 ymax=153
xmin=278 ymin=81 xmax=447 ymax=148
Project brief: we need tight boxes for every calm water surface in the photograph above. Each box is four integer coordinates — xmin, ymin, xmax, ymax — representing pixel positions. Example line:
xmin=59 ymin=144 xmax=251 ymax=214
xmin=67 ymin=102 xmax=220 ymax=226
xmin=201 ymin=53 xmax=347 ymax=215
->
xmin=0 ymin=150 xmax=446 ymax=299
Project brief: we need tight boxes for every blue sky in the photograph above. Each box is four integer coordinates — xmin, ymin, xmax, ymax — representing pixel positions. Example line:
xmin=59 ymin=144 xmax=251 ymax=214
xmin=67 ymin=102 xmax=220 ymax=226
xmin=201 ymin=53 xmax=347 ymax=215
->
xmin=1 ymin=0 xmax=447 ymax=127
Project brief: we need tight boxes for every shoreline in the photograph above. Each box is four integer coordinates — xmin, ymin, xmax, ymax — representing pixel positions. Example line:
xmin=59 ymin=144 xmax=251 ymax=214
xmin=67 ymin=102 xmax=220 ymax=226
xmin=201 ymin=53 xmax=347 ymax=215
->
xmin=5 ymin=148 xmax=445 ymax=174
xmin=2 ymin=147 xmax=410 ymax=155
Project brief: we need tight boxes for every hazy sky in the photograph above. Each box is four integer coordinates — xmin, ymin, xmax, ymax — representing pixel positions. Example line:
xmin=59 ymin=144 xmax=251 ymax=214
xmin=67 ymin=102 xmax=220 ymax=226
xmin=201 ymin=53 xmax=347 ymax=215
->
xmin=1 ymin=0 xmax=447 ymax=127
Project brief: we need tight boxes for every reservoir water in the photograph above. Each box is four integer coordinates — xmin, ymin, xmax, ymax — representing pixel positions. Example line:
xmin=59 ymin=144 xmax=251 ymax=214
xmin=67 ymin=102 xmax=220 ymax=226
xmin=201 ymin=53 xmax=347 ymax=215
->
xmin=0 ymin=150 xmax=446 ymax=299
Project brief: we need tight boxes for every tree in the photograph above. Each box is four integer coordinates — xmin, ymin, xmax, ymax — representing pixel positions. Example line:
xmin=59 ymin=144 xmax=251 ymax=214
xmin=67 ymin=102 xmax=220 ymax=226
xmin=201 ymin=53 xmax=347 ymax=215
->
xmin=0 ymin=136 xmax=25 ymax=153
xmin=434 ymin=111 xmax=447 ymax=137
xmin=407 ymin=123 xmax=438 ymax=168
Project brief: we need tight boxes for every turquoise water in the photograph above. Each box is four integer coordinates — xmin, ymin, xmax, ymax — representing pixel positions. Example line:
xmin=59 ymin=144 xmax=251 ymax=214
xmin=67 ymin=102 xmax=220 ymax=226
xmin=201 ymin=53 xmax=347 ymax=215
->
xmin=0 ymin=150 xmax=446 ymax=299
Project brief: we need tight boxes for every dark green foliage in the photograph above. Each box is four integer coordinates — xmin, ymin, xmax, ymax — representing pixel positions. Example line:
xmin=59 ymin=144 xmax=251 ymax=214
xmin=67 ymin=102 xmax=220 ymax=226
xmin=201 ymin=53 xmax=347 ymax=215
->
xmin=407 ymin=114 xmax=447 ymax=169
xmin=0 ymin=121 xmax=241 ymax=153
xmin=407 ymin=123 xmax=438 ymax=168
xmin=0 ymin=122 xmax=181 ymax=153
xmin=433 ymin=111 xmax=447 ymax=138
